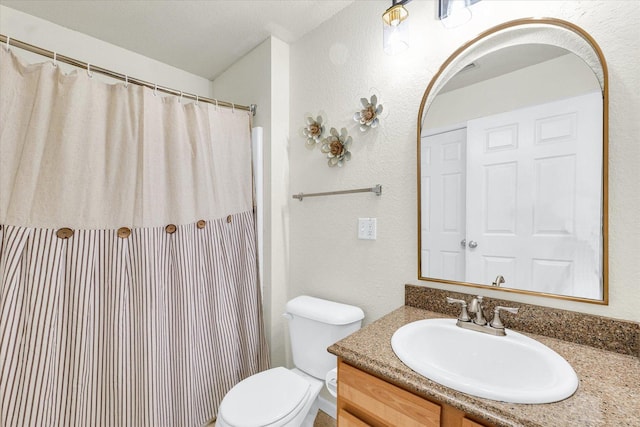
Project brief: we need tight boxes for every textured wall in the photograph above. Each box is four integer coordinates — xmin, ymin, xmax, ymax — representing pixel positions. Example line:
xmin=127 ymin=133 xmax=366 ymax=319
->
xmin=288 ymin=0 xmax=640 ymax=325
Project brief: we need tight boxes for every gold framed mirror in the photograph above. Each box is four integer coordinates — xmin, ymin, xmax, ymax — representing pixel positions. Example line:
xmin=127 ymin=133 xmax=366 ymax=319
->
xmin=417 ymin=18 xmax=608 ymax=304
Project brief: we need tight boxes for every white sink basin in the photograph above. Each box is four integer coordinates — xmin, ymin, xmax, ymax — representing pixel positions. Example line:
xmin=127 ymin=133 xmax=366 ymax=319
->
xmin=391 ymin=318 xmax=578 ymax=404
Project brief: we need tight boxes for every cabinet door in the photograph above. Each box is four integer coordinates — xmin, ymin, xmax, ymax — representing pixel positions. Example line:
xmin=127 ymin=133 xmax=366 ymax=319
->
xmin=338 ymin=361 xmax=441 ymax=427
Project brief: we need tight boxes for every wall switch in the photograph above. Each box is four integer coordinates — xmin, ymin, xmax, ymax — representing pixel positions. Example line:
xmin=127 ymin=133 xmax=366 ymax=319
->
xmin=358 ymin=218 xmax=377 ymax=240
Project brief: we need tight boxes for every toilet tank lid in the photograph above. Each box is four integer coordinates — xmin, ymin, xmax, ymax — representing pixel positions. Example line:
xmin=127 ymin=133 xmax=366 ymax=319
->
xmin=286 ymin=296 xmax=364 ymax=325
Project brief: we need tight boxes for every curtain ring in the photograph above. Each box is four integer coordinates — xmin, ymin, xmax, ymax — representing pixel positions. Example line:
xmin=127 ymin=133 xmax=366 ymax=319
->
xmin=214 ymin=99 xmax=219 ymax=111
xmin=179 ymin=91 xmax=183 ymax=104
xmin=195 ymin=95 xmax=199 ymax=106
xmin=232 ymin=103 xmax=235 ymax=113
xmin=124 ymin=75 xmax=128 ymax=88
xmin=87 ymin=63 xmax=93 ymax=78
xmin=52 ymin=52 xmax=57 ymax=68
xmin=5 ymin=36 xmax=10 ymax=51
xmin=153 ymin=83 xmax=158 ymax=97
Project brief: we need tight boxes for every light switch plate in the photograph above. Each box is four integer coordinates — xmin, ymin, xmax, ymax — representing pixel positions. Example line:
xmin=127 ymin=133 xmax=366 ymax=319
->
xmin=358 ymin=218 xmax=377 ymax=240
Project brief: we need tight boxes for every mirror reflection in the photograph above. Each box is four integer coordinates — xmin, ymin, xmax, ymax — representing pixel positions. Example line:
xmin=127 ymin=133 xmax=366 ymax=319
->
xmin=419 ymin=43 xmax=605 ymax=301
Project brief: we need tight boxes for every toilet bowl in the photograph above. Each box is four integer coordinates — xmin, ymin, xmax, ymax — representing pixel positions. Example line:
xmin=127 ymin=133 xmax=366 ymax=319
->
xmin=215 ymin=296 xmax=364 ymax=427
xmin=215 ymin=367 xmax=322 ymax=427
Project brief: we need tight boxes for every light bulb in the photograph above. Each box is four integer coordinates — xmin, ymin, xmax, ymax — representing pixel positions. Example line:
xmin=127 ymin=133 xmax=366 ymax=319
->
xmin=441 ymin=0 xmax=472 ymax=28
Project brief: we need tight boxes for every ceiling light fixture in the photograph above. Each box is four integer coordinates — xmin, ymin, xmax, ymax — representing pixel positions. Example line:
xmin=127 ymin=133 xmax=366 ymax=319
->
xmin=382 ymin=0 xmax=411 ymax=55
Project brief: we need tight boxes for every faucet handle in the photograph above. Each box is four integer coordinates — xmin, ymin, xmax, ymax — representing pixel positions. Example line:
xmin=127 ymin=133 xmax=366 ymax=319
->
xmin=490 ymin=306 xmax=519 ymax=329
xmin=446 ymin=297 xmax=471 ymax=322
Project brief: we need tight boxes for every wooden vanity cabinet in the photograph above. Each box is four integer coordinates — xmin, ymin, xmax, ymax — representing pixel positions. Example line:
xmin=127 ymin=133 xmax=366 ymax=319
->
xmin=337 ymin=359 xmax=491 ymax=427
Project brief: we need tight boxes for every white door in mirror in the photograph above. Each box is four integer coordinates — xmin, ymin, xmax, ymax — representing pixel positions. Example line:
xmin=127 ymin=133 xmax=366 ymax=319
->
xmin=465 ymin=91 xmax=602 ymax=299
xmin=421 ymin=127 xmax=467 ymax=281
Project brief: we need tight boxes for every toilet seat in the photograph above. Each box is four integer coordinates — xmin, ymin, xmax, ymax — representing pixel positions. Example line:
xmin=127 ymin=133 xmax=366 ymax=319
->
xmin=218 ymin=367 xmax=312 ymax=427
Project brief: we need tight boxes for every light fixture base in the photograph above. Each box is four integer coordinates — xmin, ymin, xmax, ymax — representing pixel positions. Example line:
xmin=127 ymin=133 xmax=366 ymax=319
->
xmin=382 ymin=4 xmax=409 ymax=26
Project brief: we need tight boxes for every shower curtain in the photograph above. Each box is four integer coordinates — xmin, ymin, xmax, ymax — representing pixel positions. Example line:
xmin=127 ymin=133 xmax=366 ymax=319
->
xmin=0 ymin=48 xmax=269 ymax=426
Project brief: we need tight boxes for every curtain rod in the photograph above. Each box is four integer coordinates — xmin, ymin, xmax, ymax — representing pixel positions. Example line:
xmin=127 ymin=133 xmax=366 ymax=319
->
xmin=0 ymin=34 xmax=256 ymax=116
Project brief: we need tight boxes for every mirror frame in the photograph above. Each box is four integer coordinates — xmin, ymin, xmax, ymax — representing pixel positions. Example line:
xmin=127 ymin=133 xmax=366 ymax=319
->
xmin=417 ymin=18 xmax=608 ymax=305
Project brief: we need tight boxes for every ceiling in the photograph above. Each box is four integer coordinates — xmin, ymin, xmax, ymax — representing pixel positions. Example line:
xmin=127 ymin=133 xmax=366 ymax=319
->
xmin=0 ymin=0 xmax=354 ymax=80
xmin=441 ymin=44 xmax=571 ymax=93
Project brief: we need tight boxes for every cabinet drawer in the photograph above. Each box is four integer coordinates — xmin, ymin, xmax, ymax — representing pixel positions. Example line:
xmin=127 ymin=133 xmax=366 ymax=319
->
xmin=338 ymin=409 xmax=373 ymax=427
xmin=462 ymin=418 xmax=486 ymax=427
xmin=338 ymin=361 xmax=441 ymax=427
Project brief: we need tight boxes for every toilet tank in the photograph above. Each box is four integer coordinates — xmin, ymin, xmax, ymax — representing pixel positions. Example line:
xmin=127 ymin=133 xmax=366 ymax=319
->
xmin=285 ymin=296 xmax=364 ymax=379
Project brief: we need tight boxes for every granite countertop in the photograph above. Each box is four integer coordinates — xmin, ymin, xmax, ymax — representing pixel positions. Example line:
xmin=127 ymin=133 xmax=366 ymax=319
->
xmin=328 ymin=306 xmax=640 ymax=427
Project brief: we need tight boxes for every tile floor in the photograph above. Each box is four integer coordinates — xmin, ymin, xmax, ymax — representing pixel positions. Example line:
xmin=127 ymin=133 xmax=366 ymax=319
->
xmin=313 ymin=410 xmax=336 ymax=427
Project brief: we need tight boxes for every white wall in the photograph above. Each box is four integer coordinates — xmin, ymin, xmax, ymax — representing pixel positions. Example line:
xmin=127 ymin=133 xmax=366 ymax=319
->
xmin=212 ymin=37 xmax=291 ymax=367
xmin=268 ymin=38 xmax=291 ymax=367
xmin=211 ymin=38 xmax=271 ymax=130
xmin=289 ymin=0 xmax=640 ymax=323
xmin=0 ymin=5 xmax=212 ymax=96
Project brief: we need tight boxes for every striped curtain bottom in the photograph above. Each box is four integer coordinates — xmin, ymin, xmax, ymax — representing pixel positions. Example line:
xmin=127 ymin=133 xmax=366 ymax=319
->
xmin=0 ymin=212 xmax=269 ymax=426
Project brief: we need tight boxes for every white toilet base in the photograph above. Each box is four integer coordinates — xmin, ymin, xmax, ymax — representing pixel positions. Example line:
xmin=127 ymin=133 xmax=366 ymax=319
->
xmin=299 ymin=399 xmax=319 ymax=427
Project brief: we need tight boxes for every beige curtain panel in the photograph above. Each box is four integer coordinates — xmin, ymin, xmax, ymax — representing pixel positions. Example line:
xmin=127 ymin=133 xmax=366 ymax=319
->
xmin=0 ymin=48 xmax=269 ymax=426
xmin=0 ymin=48 xmax=253 ymax=229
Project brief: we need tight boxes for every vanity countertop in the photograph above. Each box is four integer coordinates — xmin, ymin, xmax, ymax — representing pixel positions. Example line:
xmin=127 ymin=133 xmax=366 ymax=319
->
xmin=328 ymin=305 xmax=640 ymax=427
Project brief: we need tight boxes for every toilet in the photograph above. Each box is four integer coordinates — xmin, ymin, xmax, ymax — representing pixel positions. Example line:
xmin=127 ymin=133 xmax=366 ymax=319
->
xmin=216 ymin=296 xmax=364 ymax=427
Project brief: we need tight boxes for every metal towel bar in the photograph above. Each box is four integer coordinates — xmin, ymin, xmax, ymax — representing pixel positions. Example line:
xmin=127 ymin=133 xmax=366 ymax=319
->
xmin=292 ymin=185 xmax=382 ymax=202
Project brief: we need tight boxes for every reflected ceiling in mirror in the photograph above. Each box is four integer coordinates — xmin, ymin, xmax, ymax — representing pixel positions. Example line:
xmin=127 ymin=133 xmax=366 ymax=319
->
xmin=417 ymin=19 xmax=608 ymax=304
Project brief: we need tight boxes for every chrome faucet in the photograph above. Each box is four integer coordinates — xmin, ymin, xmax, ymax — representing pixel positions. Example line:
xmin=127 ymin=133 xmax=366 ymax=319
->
xmin=492 ymin=275 xmax=505 ymax=287
xmin=447 ymin=295 xmax=519 ymax=336
xmin=469 ymin=295 xmax=487 ymax=325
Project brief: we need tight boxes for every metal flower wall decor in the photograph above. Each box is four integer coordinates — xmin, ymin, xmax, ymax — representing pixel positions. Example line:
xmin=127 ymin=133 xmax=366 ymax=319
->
xmin=303 ymin=115 xmax=325 ymax=148
xmin=321 ymin=127 xmax=352 ymax=167
xmin=354 ymin=94 xmax=383 ymax=131
xmin=303 ymin=94 xmax=383 ymax=168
